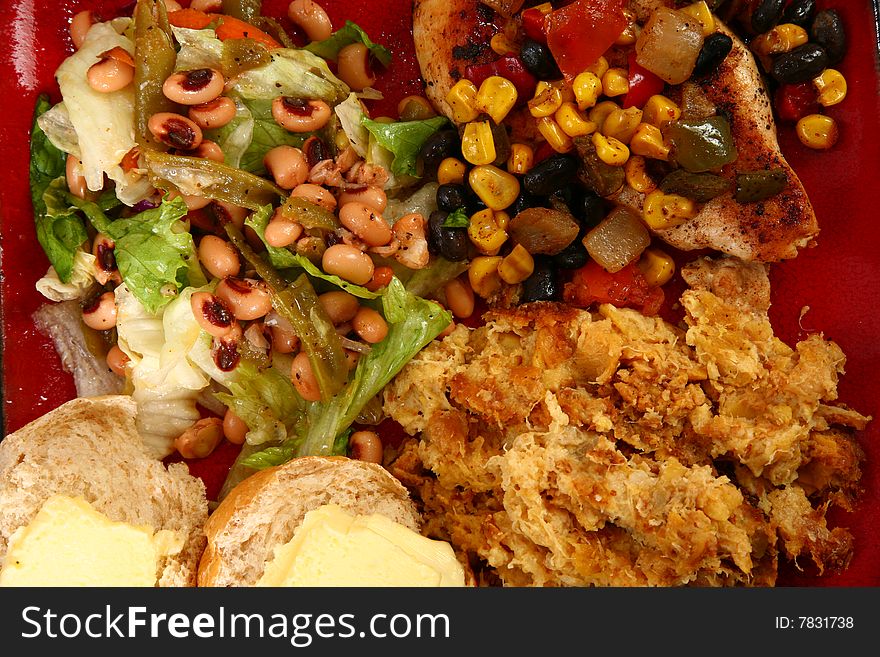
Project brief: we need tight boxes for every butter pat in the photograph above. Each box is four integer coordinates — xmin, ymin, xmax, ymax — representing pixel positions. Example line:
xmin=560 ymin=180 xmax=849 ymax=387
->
xmin=257 ymin=504 xmax=465 ymax=587
xmin=0 ymin=495 xmax=183 ymax=587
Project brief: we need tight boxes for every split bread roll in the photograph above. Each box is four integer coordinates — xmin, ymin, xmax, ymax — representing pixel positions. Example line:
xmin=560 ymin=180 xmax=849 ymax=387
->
xmin=0 ymin=396 xmax=208 ymax=586
xmin=199 ymin=456 xmax=464 ymax=587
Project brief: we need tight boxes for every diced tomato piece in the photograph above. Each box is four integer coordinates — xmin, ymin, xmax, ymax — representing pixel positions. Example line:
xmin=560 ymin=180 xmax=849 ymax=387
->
xmin=622 ymin=52 xmax=665 ymax=109
xmin=533 ymin=141 xmax=556 ymax=165
xmin=563 ymin=261 xmax=664 ymax=315
xmin=521 ymin=7 xmax=548 ymax=44
xmin=465 ymin=55 xmax=538 ymax=103
xmin=545 ymin=0 xmax=628 ymax=81
xmin=774 ymin=82 xmax=820 ymax=123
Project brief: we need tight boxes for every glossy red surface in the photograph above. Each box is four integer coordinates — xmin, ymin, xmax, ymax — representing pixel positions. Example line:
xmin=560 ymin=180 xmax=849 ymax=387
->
xmin=0 ymin=0 xmax=877 ymax=586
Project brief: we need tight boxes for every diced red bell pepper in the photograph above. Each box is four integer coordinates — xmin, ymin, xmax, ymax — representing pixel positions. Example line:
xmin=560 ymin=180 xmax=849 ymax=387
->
xmin=533 ymin=141 xmax=556 ymax=165
xmin=563 ymin=260 xmax=664 ymax=315
xmin=546 ymin=0 xmax=628 ymax=82
xmin=774 ymin=82 xmax=820 ymax=123
xmin=622 ymin=52 xmax=665 ymax=109
xmin=521 ymin=7 xmax=548 ymax=44
xmin=465 ymin=55 xmax=538 ymax=103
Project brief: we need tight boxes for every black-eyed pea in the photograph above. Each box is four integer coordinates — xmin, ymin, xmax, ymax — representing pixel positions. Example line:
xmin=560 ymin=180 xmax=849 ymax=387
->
xmin=198 ymin=235 xmax=240 ymax=279
xmin=106 ymin=344 xmax=130 ymax=376
xmin=318 ymin=290 xmax=360 ymax=325
xmin=70 ymin=10 xmax=95 ymax=49
xmin=349 ymin=430 xmax=383 ymax=463
xmin=163 ymin=68 xmax=225 ymax=105
xmin=222 ymin=407 xmax=249 ymax=445
xmin=193 ymin=140 xmax=224 ymax=162
xmin=188 ymin=96 xmax=237 ymax=130
xmin=264 ymin=209 xmax=304 ymax=248
xmin=337 ymin=43 xmax=376 ymax=91
xmin=338 ymin=201 xmax=392 ymax=247
xmin=444 ymin=277 xmax=475 ymax=319
xmin=87 ymin=47 xmax=134 ymax=93
xmin=291 ymin=183 xmax=337 ymax=212
xmin=190 ymin=291 xmax=237 ymax=338
xmin=65 ymin=154 xmax=90 ymax=200
xmin=163 ymin=0 xmax=183 ymax=11
xmin=147 ymin=112 xmax=203 ymax=150
xmin=190 ymin=0 xmax=222 ymax=11
xmin=174 ymin=417 xmax=224 ymax=459
xmin=337 ymin=185 xmax=387 ymax=212
xmin=271 ymin=97 xmax=332 ymax=132
xmin=211 ymin=201 xmax=249 ymax=229
xmin=82 ymin=292 xmax=117 ymax=331
xmin=352 ymin=306 xmax=388 ymax=344
xmin=291 ymin=351 xmax=322 ymax=401
xmin=344 ymin=349 xmax=360 ymax=370
xmin=215 ymin=277 xmax=273 ymax=321
xmin=287 ymin=0 xmax=333 ymax=41
xmin=270 ymin=325 xmax=300 ymax=354
xmin=322 ymin=244 xmax=375 ymax=285
xmin=264 ymin=145 xmax=309 ymax=190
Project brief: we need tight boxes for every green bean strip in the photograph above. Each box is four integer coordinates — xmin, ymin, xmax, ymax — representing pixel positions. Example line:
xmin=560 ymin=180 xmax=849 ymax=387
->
xmin=144 ymin=150 xmax=286 ymax=210
xmin=224 ymin=223 xmax=349 ymax=402
xmin=255 ymin=16 xmax=297 ymax=49
xmin=133 ymin=0 xmax=177 ymax=149
xmin=279 ymin=196 xmax=339 ymax=231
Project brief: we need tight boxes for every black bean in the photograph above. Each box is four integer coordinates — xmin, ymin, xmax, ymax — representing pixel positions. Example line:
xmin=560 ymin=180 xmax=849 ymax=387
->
xmin=770 ymin=43 xmax=830 ymax=84
xmin=523 ymin=154 xmax=579 ymax=196
xmin=436 ymin=184 xmax=469 ymax=213
xmin=811 ymin=9 xmax=846 ymax=65
xmin=427 ymin=211 xmax=470 ymax=261
xmin=520 ymin=257 xmax=560 ymax=302
xmin=509 ymin=189 xmax=539 ymax=217
xmin=692 ymin=33 xmax=733 ymax=78
xmin=427 ymin=210 xmax=446 ymax=254
xmin=418 ymin=130 xmax=462 ymax=177
xmin=519 ymin=39 xmax=562 ymax=80
xmin=780 ymin=0 xmax=815 ymax=28
xmin=751 ymin=0 xmax=785 ymax=34
xmin=578 ymin=190 xmax=607 ymax=229
xmin=552 ymin=240 xmax=589 ymax=270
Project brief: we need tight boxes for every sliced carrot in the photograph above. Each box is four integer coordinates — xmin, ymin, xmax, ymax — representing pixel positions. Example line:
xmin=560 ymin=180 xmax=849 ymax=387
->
xmin=167 ymin=8 xmax=213 ymax=30
xmin=210 ymin=14 xmax=281 ymax=49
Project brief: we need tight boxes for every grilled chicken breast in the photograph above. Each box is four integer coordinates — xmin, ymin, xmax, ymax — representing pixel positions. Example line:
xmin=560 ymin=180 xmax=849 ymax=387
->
xmin=412 ymin=0 xmax=819 ymax=262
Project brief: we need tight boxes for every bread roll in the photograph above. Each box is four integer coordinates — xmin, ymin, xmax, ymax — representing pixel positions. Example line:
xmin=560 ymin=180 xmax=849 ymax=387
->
xmin=199 ymin=456 xmax=422 ymax=586
xmin=0 ymin=395 xmax=208 ymax=586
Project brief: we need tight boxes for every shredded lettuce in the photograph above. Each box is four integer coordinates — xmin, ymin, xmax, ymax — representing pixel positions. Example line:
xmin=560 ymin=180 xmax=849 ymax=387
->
xmin=54 ymin=21 xmax=152 ymax=205
xmin=244 ymin=206 xmax=380 ymax=299
xmin=35 ymin=102 xmax=80 ymax=158
xmin=362 ymin=116 xmax=449 ymax=177
xmin=304 ymin=21 xmax=392 ymax=68
xmin=171 ymin=26 xmax=223 ymax=71
xmin=230 ymin=48 xmax=350 ymax=105
xmin=35 ymin=250 xmax=98 ymax=302
xmin=70 ymin=195 xmax=206 ymax=314
xmin=334 ymin=93 xmax=371 ymax=157
xmin=242 ymin=277 xmax=451 ymax=466
xmin=208 ymin=97 xmax=254 ymax=170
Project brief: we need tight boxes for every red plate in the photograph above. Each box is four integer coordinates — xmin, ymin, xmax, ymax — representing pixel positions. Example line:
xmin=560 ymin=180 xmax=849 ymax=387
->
xmin=0 ymin=0 xmax=877 ymax=586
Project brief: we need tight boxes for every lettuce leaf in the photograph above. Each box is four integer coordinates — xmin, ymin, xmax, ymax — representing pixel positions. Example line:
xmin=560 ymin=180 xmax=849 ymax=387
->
xmin=362 ymin=116 xmax=449 ymax=177
xmin=244 ymin=206 xmax=381 ymax=299
xmin=304 ymin=21 xmax=392 ymax=68
xmin=334 ymin=93 xmax=371 ymax=157
xmin=442 ymin=207 xmax=470 ymax=228
xmin=230 ymin=47 xmax=350 ymax=105
xmin=70 ymin=195 xmax=206 ymax=313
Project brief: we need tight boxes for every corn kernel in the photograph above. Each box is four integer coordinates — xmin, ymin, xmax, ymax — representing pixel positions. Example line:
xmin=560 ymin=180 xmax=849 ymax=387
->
xmin=602 ymin=68 xmax=629 ymax=97
xmin=438 ymin=157 xmax=467 ymax=185
xmin=592 ymin=132 xmax=629 ymax=166
xmin=584 ymin=56 xmax=609 ymax=79
xmin=498 ymin=244 xmax=535 ymax=284
xmin=555 ymin=102 xmax=598 ymax=137
xmin=476 ymin=75 xmax=519 ymax=124
xmin=813 ymin=69 xmax=847 ymax=107
xmin=468 ymin=255 xmax=504 ymax=298
xmin=494 ymin=210 xmax=510 ymax=231
xmin=624 ymin=156 xmax=657 ymax=194
xmin=679 ymin=1 xmax=714 ymax=36
xmin=461 ymin=120 xmax=497 ymax=166
xmin=751 ymin=23 xmax=808 ymax=58
xmin=795 ymin=113 xmax=839 ymax=150
xmin=588 ymin=100 xmax=620 ymax=132
xmin=638 ymin=248 xmax=675 ymax=287
xmin=642 ymin=190 xmax=697 ymax=229
xmin=536 ymin=116 xmax=574 ymax=153
xmin=469 ymin=164 xmax=521 ymax=210
xmin=490 ymin=32 xmax=516 ymax=56
xmin=602 ymin=107 xmax=643 ymax=143
xmin=507 ymin=143 xmax=535 ymax=175
xmin=528 ymin=81 xmax=564 ymax=118
xmin=468 ymin=208 xmax=508 ymax=255
xmin=643 ymin=95 xmax=681 ymax=128
xmin=630 ymin=123 xmax=670 ymax=160
xmin=615 ymin=9 xmax=638 ymax=45
xmin=572 ymin=71 xmax=603 ymax=111
xmin=446 ymin=79 xmax=480 ymax=123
